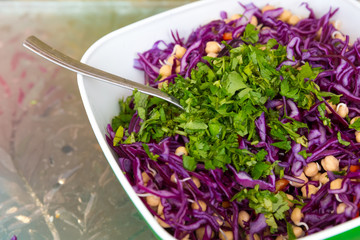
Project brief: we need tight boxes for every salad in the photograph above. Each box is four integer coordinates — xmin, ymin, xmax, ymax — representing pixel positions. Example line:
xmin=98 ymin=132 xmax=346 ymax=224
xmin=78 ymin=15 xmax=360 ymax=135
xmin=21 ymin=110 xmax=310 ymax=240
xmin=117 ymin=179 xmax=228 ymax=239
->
xmin=106 ymin=3 xmax=360 ymax=240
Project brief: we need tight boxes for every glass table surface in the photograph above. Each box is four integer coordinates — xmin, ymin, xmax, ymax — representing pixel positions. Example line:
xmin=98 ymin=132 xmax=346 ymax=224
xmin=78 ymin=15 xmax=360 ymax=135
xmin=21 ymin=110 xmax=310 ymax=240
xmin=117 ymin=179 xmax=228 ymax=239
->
xmin=0 ymin=1 xmax=196 ymax=239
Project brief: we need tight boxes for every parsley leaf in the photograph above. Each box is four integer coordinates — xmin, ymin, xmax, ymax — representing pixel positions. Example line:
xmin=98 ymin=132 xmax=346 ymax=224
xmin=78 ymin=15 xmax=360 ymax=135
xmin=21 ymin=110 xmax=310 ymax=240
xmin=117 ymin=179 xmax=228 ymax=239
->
xmin=298 ymin=150 xmax=312 ymax=159
xmin=241 ymin=24 xmax=259 ymax=44
xmin=142 ymin=143 xmax=159 ymax=161
xmin=286 ymin=221 xmax=296 ymax=240
xmin=349 ymin=117 xmax=360 ymax=131
xmin=223 ymin=71 xmax=248 ymax=96
xmin=318 ymin=103 xmax=331 ymax=128
xmin=251 ymin=161 xmax=271 ymax=180
xmin=113 ymin=126 xmax=124 ymax=146
xmin=111 ymin=97 xmax=136 ymax=131
xmin=337 ymin=132 xmax=350 ymax=146
xmin=183 ymin=155 xmax=197 ymax=171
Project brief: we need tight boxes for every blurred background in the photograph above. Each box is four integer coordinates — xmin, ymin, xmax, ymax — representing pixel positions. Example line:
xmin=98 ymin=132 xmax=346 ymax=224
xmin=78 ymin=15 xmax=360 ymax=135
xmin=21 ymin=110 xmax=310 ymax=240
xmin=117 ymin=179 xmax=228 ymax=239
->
xmin=0 ymin=1 xmax=196 ymax=239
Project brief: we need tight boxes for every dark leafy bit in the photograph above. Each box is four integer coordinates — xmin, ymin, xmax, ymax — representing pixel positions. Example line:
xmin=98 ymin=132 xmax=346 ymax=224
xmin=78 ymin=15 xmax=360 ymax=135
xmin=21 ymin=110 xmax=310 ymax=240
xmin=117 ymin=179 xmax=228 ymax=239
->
xmin=108 ymin=3 xmax=360 ymax=240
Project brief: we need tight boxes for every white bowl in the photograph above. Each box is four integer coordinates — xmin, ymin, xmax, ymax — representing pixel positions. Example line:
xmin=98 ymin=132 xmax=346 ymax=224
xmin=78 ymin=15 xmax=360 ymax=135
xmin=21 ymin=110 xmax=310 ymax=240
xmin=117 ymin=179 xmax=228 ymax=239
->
xmin=77 ymin=0 xmax=360 ymax=239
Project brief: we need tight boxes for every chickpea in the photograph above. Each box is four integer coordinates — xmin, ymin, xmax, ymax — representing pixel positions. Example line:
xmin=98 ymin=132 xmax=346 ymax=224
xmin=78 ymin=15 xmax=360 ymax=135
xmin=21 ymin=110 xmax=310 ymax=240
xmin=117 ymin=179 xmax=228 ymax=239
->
xmin=191 ymin=176 xmax=201 ymax=188
xmin=157 ymin=79 xmax=168 ymax=90
xmin=157 ymin=200 xmax=164 ymax=215
xmin=205 ymin=41 xmax=221 ymax=54
xmin=350 ymin=116 xmax=360 ymax=125
xmin=292 ymin=226 xmax=304 ymax=238
xmin=196 ymin=227 xmax=205 ymax=240
xmin=288 ymin=15 xmax=300 ymax=25
xmin=356 ymin=131 xmax=360 ymax=143
xmin=191 ymin=200 xmax=207 ymax=211
xmin=219 ymin=230 xmax=233 ymax=240
xmin=196 ymin=227 xmax=214 ymax=239
xmin=174 ymin=45 xmax=187 ymax=59
xmin=175 ymin=65 xmax=181 ymax=74
xmin=301 ymin=184 xmax=319 ymax=198
xmin=315 ymin=27 xmax=329 ymax=40
xmin=254 ymin=234 xmax=261 ymax=240
xmin=321 ymin=155 xmax=340 ymax=172
xmin=207 ymin=52 xmax=218 ymax=58
xmin=167 ymin=55 xmax=180 ymax=66
xmin=278 ymin=9 xmax=292 ymax=22
xmin=175 ymin=146 xmax=188 ymax=156
xmin=142 ymin=171 xmax=150 ymax=185
xmin=336 ymin=203 xmax=347 ymax=214
xmin=159 ymin=64 xmax=172 ymax=77
xmin=262 ymin=5 xmax=275 ymax=13
xmin=319 ymin=172 xmax=329 ymax=184
xmin=276 ymin=235 xmax=286 ymax=240
xmin=286 ymin=194 xmax=294 ymax=207
xmin=326 ymin=99 xmax=337 ymax=114
xmin=181 ymin=234 xmax=190 ymax=240
xmin=290 ymin=172 xmax=308 ymax=188
xmin=291 ymin=207 xmax=303 ymax=224
xmin=246 ymin=234 xmax=260 ymax=240
xmin=330 ymin=178 xmax=343 ymax=190
xmin=333 ymin=32 xmax=346 ymax=41
xmin=276 ymin=104 xmax=284 ymax=110
xmin=238 ymin=210 xmax=250 ymax=228
xmin=336 ymin=103 xmax=349 ymax=118
xmin=311 ymin=172 xmax=322 ymax=181
xmin=304 ymin=162 xmax=320 ymax=177
xmin=214 ymin=213 xmax=225 ymax=226
xmin=229 ymin=14 xmax=241 ymax=21
xmin=331 ymin=20 xmax=341 ymax=30
xmin=146 ymin=195 xmax=160 ymax=207
xmin=224 ymin=215 xmax=233 ymax=228
xmin=250 ymin=16 xmax=258 ymax=26
xmin=170 ymin=173 xmax=177 ymax=183
xmin=166 ymin=55 xmax=175 ymax=65
xmin=156 ymin=214 xmax=171 ymax=228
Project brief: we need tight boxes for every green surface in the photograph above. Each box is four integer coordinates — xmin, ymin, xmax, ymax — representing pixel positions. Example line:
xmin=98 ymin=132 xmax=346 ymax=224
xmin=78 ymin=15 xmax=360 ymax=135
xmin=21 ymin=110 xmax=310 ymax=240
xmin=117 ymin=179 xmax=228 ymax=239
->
xmin=327 ymin=225 xmax=360 ymax=240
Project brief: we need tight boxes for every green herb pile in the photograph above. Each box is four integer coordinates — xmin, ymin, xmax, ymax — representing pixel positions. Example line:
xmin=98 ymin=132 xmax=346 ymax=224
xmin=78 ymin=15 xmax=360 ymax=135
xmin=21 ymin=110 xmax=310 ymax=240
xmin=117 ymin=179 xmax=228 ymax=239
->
xmin=111 ymin=25 xmax=334 ymax=180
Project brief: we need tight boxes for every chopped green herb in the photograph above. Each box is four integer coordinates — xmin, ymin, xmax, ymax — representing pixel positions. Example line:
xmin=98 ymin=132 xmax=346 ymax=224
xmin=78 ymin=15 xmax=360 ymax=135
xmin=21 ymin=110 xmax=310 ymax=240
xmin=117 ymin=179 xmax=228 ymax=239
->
xmin=113 ymin=125 xmax=124 ymax=146
xmin=337 ymin=132 xmax=350 ymax=146
xmin=142 ymin=143 xmax=159 ymax=161
xmin=318 ymin=103 xmax=332 ymax=128
xmin=298 ymin=150 xmax=312 ymax=159
xmin=286 ymin=221 xmax=296 ymax=240
xmin=241 ymin=24 xmax=259 ymax=44
xmin=232 ymin=186 xmax=290 ymax=233
xmin=349 ymin=117 xmax=360 ymax=131
xmin=332 ymin=170 xmax=347 ymax=176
